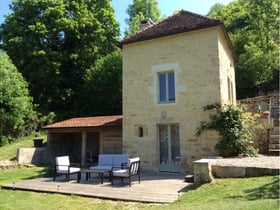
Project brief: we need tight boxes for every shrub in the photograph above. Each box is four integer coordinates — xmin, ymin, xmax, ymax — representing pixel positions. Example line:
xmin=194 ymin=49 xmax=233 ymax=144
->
xmin=196 ymin=103 xmax=258 ymax=157
xmin=0 ymin=51 xmax=37 ymax=142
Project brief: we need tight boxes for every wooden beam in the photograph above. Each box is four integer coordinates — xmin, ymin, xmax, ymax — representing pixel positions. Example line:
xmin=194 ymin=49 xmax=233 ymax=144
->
xmin=81 ymin=131 xmax=87 ymax=165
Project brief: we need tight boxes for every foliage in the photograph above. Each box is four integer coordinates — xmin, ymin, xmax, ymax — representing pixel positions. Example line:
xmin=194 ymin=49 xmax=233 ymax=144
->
xmin=0 ymin=51 xmax=37 ymax=145
xmin=80 ymin=50 xmax=122 ymax=116
xmin=208 ymin=0 xmax=279 ymax=98
xmin=125 ymin=0 xmax=161 ymax=36
xmin=196 ymin=103 xmax=258 ymax=157
xmin=0 ymin=0 xmax=120 ymax=119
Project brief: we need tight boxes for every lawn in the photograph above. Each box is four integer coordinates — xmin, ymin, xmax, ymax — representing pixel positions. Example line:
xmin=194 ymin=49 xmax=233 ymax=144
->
xmin=0 ymin=136 xmax=279 ymax=210
xmin=0 ymin=134 xmax=46 ymax=161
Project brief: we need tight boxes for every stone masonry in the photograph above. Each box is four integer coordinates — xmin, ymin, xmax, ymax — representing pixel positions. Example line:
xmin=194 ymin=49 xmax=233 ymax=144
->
xmin=122 ymin=26 xmax=236 ymax=173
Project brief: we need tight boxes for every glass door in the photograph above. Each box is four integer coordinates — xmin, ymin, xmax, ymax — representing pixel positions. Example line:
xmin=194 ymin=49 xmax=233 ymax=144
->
xmin=158 ymin=124 xmax=181 ymax=172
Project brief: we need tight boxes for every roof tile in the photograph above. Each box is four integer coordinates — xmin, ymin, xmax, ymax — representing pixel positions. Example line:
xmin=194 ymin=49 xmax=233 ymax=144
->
xmin=118 ymin=10 xmax=236 ymax=62
xmin=119 ymin=10 xmax=222 ymax=47
xmin=43 ymin=115 xmax=122 ymax=129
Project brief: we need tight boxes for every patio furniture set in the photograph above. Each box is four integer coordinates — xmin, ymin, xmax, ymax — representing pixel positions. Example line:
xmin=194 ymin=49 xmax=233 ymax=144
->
xmin=53 ymin=154 xmax=141 ymax=187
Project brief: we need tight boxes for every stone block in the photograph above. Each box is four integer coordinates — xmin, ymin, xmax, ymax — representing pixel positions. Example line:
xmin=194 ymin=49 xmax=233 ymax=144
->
xmin=193 ymin=159 xmax=216 ymax=185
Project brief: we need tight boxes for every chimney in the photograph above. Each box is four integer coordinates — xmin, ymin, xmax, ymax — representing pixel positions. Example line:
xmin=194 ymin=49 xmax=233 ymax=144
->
xmin=140 ymin=18 xmax=154 ymax=30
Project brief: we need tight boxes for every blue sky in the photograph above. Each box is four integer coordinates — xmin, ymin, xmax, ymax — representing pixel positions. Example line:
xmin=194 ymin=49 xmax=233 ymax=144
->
xmin=0 ymin=0 xmax=233 ymax=36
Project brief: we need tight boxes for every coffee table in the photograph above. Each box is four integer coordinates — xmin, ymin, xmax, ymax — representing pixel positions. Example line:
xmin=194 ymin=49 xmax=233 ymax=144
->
xmin=80 ymin=168 xmax=111 ymax=184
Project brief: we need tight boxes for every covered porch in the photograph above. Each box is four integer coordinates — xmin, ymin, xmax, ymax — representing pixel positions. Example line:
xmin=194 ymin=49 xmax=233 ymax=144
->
xmin=43 ymin=115 xmax=123 ymax=166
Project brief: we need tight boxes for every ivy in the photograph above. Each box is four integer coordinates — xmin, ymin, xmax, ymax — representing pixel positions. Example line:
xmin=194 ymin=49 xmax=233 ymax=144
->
xmin=196 ymin=103 xmax=258 ymax=157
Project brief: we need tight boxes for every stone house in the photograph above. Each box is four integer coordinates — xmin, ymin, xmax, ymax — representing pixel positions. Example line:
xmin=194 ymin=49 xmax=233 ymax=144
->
xmin=118 ymin=10 xmax=236 ymax=173
xmin=43 ymin=10 xmax=236 ymax=173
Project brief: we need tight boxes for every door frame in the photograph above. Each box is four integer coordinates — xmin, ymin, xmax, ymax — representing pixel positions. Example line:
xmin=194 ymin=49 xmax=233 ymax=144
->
xmin=157 ymin=123 xmax=181 ymax=173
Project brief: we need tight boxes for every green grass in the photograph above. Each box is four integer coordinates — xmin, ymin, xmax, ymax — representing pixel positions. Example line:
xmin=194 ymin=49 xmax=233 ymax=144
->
xmin=0 ymin=136 xmax=279 ymax=209
xmin=0 ymin=134 xmax=46 ymax=161
xmin=168 ymin=176 xmax=279 ymax=210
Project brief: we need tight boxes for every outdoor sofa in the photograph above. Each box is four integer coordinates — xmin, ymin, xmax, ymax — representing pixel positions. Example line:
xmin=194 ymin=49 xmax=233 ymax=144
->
xmin=89 ymin=154 xmax=129 ymax=171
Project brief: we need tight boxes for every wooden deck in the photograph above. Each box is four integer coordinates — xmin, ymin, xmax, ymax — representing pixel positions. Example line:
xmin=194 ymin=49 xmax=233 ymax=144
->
xmin=1 ymin=172 xmax=189 ymax=203
xmin=3 ymin=156 xmax=278 ymax=203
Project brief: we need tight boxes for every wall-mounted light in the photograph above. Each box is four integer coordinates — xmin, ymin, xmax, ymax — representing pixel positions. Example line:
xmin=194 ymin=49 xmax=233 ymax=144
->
xmin=161 ymin=111 xmax=167 ymax=119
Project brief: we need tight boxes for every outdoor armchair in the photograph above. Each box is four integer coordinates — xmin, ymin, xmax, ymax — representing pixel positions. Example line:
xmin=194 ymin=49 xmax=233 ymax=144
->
xmin=53 ymin=156 xmax=81 ymax=182
xmin=111 ymin=157 xmax=140 ymax=187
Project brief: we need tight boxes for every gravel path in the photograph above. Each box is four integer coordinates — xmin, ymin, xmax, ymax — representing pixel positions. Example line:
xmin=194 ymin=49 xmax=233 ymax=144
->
xmin=213 ymin=155 xmax=280 ymax=169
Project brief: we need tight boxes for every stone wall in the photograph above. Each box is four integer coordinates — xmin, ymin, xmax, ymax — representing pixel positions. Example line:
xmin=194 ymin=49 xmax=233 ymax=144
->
xmin=238 ymin=93 xmax=279 ymax=154
xmin=238 ymin=93 xmax=279 ymax=114
xmin=17 ymin=147 xmax=50 ymax=165
xmin=193 ymin=158 xmax=279 ymax=184
xmin=212 ymin=165 xmax=279 ymax=178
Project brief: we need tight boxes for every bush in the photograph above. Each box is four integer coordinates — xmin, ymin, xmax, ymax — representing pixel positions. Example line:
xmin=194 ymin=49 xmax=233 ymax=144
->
xmin=0 ymin=136 xmax=10 ymax=147
xmin=0 ymin=50 xmax=37 ymax=142
xmin=196 ymin=103 xmax=258 ymax=157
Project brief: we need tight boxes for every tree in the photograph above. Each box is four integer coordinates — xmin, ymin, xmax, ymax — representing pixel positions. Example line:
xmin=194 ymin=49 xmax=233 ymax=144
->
xmin=208 ymin=0 xmax=279 ymax=98
xmin=207 ymin=3 xmax=224 ymax=16
xmin=0 ymin=0 xmax=120 ymax=119
xmin=80 ymin=50 xmax=122 ymax=116
xmin=0 ymin=50 xmax=37 ymax=145
xmin=125 ymin=0 xmax=161 ymax=36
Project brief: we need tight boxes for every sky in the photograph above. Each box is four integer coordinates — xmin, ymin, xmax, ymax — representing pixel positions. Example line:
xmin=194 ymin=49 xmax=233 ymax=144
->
xmin=0 ymin=0 xmax=234 ymax=36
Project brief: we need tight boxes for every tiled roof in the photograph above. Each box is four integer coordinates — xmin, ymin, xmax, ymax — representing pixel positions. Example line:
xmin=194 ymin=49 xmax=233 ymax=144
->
xmin=119 ymin=10 xmax=222 ymax=47
xmin=43 ymin=115 xmax=122 ymax=129
xmin=118 ymin=10 xmax=236 ymax=61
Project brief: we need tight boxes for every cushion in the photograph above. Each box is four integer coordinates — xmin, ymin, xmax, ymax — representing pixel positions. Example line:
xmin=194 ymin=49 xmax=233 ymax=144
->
xmin=57 ymin=167 xmax=80 ymax=174
xmin=112 ymin=154 xmax=129 ymax=167
xmin=56 ymin=156 xmax=70 ymax=171
xmin=112 ymin=169 xmax=129 ymax=177
xmin=56 ymin=156 xmax=70 ymax=166
xmin=98 ymin=154 xmax=114 ymax=166
xmin=69 ymin=167 xmax=80 ymax=173
xmin=89 ymin=165 xmax=112 ymax=171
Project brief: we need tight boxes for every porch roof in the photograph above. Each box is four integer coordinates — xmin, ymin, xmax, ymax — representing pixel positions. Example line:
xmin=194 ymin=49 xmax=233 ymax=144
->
xmin=43 ymin=115 xmax=122 ymax=129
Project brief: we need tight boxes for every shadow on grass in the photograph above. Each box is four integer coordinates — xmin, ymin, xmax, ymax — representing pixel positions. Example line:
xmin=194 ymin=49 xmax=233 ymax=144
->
xmin=225 ymin=176 xmax=280 ymax=200
xmin=21 ymin=165 xmax=54 ymax=181
xmin=178 ymin=183 xmax=200 ymax=193
xmin=244 ymin=176 xmax=279 ymax=200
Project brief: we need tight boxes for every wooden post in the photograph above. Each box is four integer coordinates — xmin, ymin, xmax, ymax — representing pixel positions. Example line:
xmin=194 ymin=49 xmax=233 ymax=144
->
xmin=81 ymin=131 xmax=87 ymax=165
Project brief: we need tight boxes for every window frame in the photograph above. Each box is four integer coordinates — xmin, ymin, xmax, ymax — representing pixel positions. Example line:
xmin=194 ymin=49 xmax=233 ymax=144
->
xmin=158 ymin=71 xmax=175 ymax=104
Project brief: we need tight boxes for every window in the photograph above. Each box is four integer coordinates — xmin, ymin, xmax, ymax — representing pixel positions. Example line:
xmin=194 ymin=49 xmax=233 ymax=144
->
xmin=135 ymin=125 xmax=147 ymax=138
xmin=227 ymin=77 xmax=231 ymax=101
xmin=227 ymin=76 xmax=234 ymax=102
xmin=138 ymin=127 xmax=144 ymax=137
xmin=159 ymin=72 xmax=175 ymax=103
